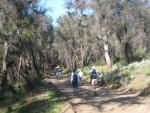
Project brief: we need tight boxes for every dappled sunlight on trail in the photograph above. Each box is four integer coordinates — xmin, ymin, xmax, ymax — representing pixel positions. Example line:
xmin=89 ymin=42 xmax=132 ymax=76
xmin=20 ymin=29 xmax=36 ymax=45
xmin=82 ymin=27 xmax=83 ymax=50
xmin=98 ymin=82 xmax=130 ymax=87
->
xmin=50 ymin=75 xmax=150 ymax=113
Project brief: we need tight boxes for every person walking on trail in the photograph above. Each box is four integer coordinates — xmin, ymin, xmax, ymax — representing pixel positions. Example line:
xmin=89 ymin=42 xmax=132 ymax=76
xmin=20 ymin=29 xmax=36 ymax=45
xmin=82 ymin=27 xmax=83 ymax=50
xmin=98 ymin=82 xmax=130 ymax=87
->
xmin=54 ymin=66 xmax=61 ymax=79
xmin=71 ymin=69 xmax=80 ymax=96
xmin=78 ymin=69 xmax=83 ymax=84
xmin=91 ymin=66 xmax=98 ymax=96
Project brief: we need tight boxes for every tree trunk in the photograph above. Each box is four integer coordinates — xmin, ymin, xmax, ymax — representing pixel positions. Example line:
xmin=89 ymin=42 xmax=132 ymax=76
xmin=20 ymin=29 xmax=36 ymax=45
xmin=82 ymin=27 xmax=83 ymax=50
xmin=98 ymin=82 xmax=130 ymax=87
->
xmin=30 ymin=47 xmax=41 ymax=78
xmin=103 ymin=36 xmax=111 ymax=65
xmin=2 ymin=41 xmax=8 ymax=71
xmin=1 ymin=41 xmax=8 ymax=97
xmin=80 ymin=45 xmax=84 ymax=67
xmin=17 ymin=56 xmax=22 ymax=85
xmin=44 ymin=52 xmax=48 ymax=74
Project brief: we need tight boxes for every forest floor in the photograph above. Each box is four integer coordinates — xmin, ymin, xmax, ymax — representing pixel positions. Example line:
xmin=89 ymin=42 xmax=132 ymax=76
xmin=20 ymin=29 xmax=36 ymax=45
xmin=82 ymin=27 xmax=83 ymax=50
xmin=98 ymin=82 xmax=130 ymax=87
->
xmin=0 ymin=79 xmax=74 ymax=113
xmin=50 ymin=75 xmax=150 ymax=113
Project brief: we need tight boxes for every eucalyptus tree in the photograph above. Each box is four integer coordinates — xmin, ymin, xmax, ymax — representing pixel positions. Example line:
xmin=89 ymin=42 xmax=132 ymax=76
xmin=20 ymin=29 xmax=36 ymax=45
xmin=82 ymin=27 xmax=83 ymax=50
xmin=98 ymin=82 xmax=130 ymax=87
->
xmin=111 ymin=0 xmax=150 ymax=63
xmin=89 ymin=0 xmax=150 ymax=64
xmin=0 ymin=0 xmax=18 ymax=95
xmin=0 ymin=0 xmax=54 ymax=96
xmin=55 ymin=0 xmax=99 ymax=68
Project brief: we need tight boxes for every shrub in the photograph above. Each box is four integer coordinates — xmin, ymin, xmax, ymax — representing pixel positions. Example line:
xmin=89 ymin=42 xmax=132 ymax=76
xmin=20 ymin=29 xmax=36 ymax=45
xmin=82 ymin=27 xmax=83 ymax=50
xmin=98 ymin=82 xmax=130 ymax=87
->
xmin=62 ymin=68 xmax=71 ymax=75
xmin=82 ymin=67 xmax=91 ymax=82
xmin=134 ymin=48 xmax=146 ymax=61
xmin=142 ymin=65 xmax=150 ymax=75
xmin=147 ymin=79 xmax=150 ymax=87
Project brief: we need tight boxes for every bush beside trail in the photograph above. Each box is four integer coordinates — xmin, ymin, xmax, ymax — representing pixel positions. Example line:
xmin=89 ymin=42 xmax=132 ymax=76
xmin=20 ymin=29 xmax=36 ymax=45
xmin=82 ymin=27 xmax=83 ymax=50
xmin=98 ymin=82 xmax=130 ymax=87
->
xmin=69 ymin=60 xmax=150 ymax=92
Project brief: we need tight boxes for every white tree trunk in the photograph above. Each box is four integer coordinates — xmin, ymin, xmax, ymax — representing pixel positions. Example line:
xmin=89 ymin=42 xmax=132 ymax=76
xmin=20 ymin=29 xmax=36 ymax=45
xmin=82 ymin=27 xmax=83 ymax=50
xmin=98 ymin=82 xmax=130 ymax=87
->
xmin=2 ymin=41 xmax=8 ymax=71
xmin=104 ymin=36 xmax=111 ymax=65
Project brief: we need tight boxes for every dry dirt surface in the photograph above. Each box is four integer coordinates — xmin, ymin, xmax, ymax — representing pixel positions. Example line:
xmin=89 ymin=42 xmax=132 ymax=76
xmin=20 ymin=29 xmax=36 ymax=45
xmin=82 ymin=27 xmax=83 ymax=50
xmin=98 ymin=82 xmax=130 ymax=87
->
xmin=50 ymin=76 xmax=150 ymax=113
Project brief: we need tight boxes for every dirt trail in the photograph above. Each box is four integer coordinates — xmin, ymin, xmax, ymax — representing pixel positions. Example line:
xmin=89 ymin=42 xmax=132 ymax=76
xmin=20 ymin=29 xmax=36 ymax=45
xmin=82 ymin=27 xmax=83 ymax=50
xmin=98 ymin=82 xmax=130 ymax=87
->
xmin=50 ymin=76 xmax=150 ymax=113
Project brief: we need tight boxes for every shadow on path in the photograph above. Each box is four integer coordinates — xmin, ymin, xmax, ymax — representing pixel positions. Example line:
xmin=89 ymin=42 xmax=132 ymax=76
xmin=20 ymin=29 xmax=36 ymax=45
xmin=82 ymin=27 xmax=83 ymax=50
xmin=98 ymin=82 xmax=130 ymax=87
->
xmin=50 ymin=75 xmax=149 ymax=113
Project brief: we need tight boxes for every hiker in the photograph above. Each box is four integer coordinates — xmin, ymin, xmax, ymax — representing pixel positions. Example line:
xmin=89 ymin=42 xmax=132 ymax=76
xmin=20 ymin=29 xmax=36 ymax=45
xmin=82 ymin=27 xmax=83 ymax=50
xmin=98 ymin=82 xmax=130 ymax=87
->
xmin=70 ymin=68 xmax=80 ymax=96
xmin=78 ymin=69 xmax=83 ymax=84
xmin=54 ymin=65 xmax=61 ymax=79
xmin=90 ymin=66 xmax=98 ymax=96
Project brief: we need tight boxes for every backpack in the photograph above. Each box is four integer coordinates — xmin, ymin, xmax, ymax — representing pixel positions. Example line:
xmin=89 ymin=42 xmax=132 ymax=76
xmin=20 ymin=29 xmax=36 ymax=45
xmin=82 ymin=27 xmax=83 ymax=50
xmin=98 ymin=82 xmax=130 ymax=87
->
xmin=72 ymin=72 xmax=78 ymax=84
xmin=92 ymin=69 xmax=97 ymax=79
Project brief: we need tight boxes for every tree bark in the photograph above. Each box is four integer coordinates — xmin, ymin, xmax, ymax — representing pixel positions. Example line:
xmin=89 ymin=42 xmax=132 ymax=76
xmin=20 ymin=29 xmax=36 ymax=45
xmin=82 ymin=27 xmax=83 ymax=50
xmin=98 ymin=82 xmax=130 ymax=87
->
xmin=80 ymin=45 xmax=84 ymax=67
xmin=2 ymin=41 xmax=8 ymax=71
xmin=17 ymin=56 xmax=22 ymax=85
xmin=103 ymin=36 xmax=111 ymax=65
xmin=30 ymin=46 xmax=41 ymax=78
xmin=1 ymin=41 xmax=8 ymax=96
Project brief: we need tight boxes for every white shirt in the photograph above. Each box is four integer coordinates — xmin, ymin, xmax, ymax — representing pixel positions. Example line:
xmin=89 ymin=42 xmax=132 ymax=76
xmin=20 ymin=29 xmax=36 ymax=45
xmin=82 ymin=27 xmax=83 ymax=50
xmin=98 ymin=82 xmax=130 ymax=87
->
xmin=78 ymin=71 xmax=83 ymax=78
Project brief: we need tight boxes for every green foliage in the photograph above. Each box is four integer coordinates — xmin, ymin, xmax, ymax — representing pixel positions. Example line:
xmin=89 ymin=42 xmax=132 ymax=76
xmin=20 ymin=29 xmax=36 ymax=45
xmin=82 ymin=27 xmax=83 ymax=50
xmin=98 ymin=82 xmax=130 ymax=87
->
xmin=62 ymin=68 xmax=71 ymax=75
xmin=145 ymin=53 xmax=150 ymax=60
xmin=82 ymin=66 xmax=91 ymax=82
xmin=120 ymin=71 xmax=132 ymax=85
xmin=142 ymin=65 xmax=150 ymax=75
xmin=81 ymin=65 xmax=111 ymax=82
xmin=134 ymin=48 xmax=146 ymax=60
xmin=22 ymin=28 xmax=32 ymax=38
xmin=17 ymin=17 xmax=37 ymax=39
xmin=12 ymin=91 xmax=62 ymax=113
xmin=0 ymin=82 xmax=63 ymax=113
xmin=112 ymin=60 xmax=150 ymax=89
xmin=95 ymin=59 xmax=105 ymax=65
xmin=0 ymin=86 xmax=27 ymax=113
xmin=147 ymin=79 xmax=150 ymax=87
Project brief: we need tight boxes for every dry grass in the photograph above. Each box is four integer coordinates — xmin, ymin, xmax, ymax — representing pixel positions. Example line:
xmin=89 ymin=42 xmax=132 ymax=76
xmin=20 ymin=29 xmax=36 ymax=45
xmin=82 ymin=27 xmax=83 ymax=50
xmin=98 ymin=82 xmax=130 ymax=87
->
xmin=126 ymin=74 xmax=149 ymax=90
xmin=95 ymin=65 xmax=112 ymax=74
